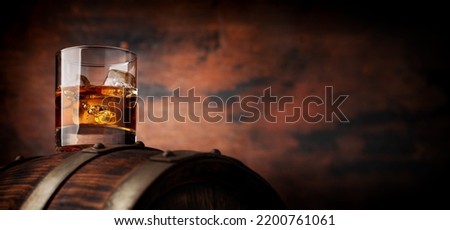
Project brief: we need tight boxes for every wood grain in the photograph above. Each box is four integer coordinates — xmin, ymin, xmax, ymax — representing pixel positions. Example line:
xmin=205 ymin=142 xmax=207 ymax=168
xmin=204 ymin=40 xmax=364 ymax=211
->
xmin=0 ymin=148 xmax=285 ymax=210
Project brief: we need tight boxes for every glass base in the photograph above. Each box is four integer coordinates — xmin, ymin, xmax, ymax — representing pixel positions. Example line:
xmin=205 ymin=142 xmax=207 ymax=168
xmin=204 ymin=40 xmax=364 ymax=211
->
xmin=56 ymin=125 xmax=136 ymax=151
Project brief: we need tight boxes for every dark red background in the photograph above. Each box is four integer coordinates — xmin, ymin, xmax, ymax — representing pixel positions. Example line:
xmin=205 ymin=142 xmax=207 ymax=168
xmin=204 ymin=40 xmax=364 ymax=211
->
xmin=1 ymin=0 xmax=449 ymax=209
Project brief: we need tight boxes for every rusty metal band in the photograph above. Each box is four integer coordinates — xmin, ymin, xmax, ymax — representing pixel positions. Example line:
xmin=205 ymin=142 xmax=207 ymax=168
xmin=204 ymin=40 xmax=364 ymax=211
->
xmin=20 ymin=152 xmax=98 ymax=210
xmin=104 ymin=150 xmax=201 ymax=210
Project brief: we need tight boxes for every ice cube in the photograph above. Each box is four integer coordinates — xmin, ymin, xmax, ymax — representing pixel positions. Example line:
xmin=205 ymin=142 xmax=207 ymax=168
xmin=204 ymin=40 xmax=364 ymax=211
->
xmin=95 ymin=110 xmax=117 ymax=124
xmin=103 ymin=69 xmax=136 ymax=88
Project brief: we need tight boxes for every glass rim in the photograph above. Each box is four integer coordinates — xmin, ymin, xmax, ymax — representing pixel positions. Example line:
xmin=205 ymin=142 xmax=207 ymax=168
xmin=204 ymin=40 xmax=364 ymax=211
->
xmin=56 ymin=45 xmax=137 ymax=62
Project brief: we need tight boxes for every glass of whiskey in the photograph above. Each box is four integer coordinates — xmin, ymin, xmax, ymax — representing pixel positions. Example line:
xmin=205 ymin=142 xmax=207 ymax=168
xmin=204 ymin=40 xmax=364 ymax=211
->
xmin=55 ymin=45 xmax=137 ymax=151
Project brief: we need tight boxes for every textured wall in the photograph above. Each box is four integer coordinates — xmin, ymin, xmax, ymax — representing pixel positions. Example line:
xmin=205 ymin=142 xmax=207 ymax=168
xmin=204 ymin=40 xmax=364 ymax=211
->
xmin=1 ymin=0 xmax=449 ymax=209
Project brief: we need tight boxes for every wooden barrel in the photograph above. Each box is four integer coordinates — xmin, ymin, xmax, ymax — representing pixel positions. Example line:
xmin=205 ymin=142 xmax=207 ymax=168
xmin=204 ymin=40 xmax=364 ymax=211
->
xmin=0 ymin=142 xmax=286 ymax=210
